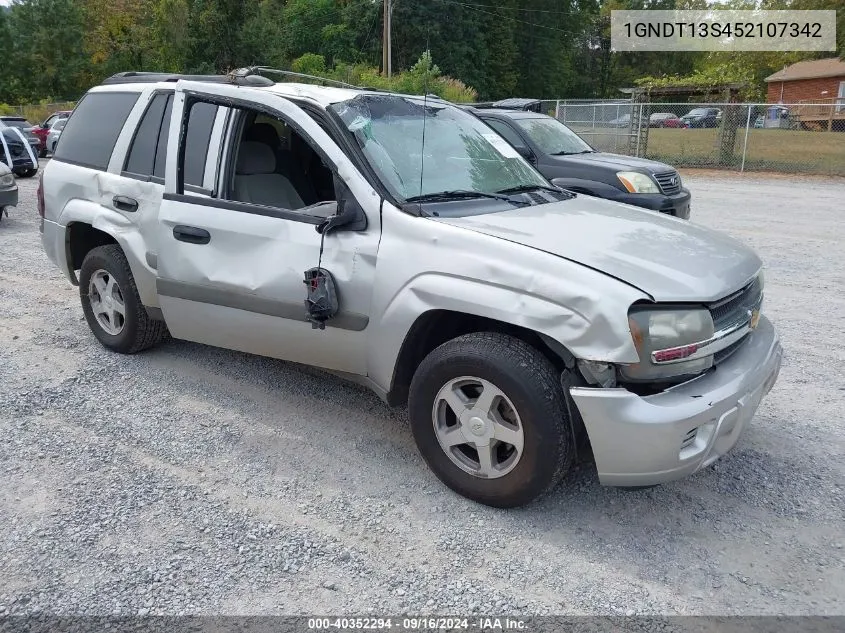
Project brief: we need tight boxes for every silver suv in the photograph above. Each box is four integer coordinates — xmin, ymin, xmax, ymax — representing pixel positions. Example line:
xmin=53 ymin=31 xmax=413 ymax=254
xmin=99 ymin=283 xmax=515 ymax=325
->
xmin=39 ymin=70 xmax=782 ymax=507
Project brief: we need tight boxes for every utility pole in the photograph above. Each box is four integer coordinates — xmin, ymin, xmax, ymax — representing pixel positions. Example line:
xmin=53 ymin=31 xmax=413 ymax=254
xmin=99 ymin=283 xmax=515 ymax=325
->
xmin=382 ymin=0 xmax=392 ymax=77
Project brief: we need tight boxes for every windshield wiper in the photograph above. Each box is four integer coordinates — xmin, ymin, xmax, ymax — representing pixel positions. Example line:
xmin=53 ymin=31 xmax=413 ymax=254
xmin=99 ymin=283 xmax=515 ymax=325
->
xmin=496 ymin=183 xmax=568 ymax=196
xmin=551 ymin=149 xmax=595 ymax=155
xmin=405 ymin=190 xmax=528 ymax=205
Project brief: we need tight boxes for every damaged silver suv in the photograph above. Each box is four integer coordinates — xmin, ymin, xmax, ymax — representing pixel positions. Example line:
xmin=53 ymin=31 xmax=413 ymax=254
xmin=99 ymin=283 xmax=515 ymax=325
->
xmin=40 ymin=69 xmax=782 ymax=507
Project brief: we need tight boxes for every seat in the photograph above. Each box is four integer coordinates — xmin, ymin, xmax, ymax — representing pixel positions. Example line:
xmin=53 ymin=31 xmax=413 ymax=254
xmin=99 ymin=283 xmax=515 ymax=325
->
xmin=245 ymin=122 xmax=318 ymax=206
xmin=233 ymin=141 xmax=304 ymax=209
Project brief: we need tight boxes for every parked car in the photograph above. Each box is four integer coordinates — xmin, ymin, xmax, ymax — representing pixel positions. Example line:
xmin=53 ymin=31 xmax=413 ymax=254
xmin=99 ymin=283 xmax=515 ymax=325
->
xmin=473 ymin=108 xmax=691 ymax=219
xmin=40 ymin=70 xmax=781 ymax=508
xmin=0 ymin=115 xmax=42 ymax=154
xmin=32 ymin=111 xmax=72 ymax=157
xmin=607 ymin=113 xmax=631 ymax=128
xmin=0 ymin=120 xmax=39 ymax=177
xmin=0 ymin=161 xmax=17 ymax=223
xmin=649 ymin=112 xmax=686 ymax=128
xmin=46 ymin=118 xmax=68 ymax=154
xmin=680 ymin=108 xmax=721 ymax=128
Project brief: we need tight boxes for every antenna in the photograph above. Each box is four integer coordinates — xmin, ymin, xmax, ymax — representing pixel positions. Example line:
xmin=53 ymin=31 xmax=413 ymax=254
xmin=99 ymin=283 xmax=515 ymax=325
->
xmin=417 ymin=44 xmax=431 ymax=205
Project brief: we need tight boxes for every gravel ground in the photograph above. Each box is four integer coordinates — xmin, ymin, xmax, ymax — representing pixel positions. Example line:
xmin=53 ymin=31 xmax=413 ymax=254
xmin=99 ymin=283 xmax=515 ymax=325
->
xmin=1 ymin=164 xmax=844 ymax=617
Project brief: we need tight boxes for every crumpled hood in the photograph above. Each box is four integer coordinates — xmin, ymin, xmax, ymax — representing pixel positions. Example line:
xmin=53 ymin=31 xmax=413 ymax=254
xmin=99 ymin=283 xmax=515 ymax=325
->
xmin=435 ymin=196 xmax=762 ymax=303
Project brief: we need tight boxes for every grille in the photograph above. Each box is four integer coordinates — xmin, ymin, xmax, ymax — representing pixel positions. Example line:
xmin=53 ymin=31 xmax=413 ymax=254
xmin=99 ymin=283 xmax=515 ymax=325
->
xmin=709 ymin=276 xmax=763 ymax=331
xmin=680 ymin=427 xmax=698 ymax=450
xmin=653 ymin=170 xmax=681 ymax=195
xmin=714 ymin=336 xmax=748 ymax=365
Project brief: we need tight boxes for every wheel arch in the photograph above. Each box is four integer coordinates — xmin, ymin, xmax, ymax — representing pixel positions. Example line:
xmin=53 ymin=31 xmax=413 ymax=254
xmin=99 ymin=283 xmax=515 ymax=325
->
xmin=385 ymin=309 xmax=578 ymax=408
xmin=58 ymin=199 xmax=158 ymax=307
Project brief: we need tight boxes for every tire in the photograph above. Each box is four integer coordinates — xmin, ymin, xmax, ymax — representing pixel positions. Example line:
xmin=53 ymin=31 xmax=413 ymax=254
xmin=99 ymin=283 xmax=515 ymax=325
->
xmin=79 ymin=244 xmax=168 ymax=354
xmin=18 ymin=168 xmax=38 ymax=178
xmin=408 ymin=332 xmax=574 ymax=508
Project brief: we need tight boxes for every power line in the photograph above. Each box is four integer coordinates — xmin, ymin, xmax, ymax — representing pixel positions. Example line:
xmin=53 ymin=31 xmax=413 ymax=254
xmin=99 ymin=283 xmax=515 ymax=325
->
xmin=437 ymin=0 xmax=593 ymax=35
xmin=355 ymin=5 xmax=380 ymax=63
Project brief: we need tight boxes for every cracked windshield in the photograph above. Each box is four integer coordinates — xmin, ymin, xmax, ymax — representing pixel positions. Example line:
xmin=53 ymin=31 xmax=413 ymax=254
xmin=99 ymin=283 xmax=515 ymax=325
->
xmin=330 ymin=95 xmax=548 ymax=202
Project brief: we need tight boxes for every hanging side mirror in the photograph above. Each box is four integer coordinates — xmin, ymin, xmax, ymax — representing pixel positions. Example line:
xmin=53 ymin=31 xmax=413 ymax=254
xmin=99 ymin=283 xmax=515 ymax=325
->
xmin=316 ymin=178 xmax=368 ymax=235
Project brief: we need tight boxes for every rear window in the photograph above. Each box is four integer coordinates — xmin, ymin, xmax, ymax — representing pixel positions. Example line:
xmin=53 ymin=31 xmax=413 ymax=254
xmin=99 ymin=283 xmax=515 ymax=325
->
xmin=53 ymin=91 xmax=139 ymax=170
xmin=183 ymin=102 xmax=218 ymax=187
xmin=124 ymin=92 xmax=171 ymax=180
xmin=2 ymin=119 xmax=31 ymax=130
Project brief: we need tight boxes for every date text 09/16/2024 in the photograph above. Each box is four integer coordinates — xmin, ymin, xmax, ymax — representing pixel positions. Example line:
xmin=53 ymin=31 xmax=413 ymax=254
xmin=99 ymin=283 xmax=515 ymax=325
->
xmin=307 ymin=617 xmax=528 ymax=630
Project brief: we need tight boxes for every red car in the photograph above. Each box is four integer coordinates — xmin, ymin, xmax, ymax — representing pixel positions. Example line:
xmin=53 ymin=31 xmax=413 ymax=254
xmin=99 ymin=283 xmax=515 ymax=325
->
xmin=649 ymin=112 xmax=687 ymax=128
xmin=31 ymin=110 xmax=72 ymax=156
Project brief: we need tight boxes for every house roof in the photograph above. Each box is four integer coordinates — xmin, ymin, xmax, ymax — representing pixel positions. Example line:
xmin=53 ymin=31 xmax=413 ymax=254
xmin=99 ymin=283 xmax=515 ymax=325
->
xmin=765 ymin=57 xmax=845 ymax=83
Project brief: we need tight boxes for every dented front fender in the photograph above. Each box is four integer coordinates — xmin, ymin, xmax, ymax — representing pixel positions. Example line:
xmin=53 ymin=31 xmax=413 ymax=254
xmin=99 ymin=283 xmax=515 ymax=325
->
xmin=368 ymin=205 xmax=648 ymax=395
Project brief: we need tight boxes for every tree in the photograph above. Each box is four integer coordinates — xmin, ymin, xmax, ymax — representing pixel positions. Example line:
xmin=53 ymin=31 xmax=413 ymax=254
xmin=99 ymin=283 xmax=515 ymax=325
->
xmin=7 ymin=0 xmax=89 ymax=101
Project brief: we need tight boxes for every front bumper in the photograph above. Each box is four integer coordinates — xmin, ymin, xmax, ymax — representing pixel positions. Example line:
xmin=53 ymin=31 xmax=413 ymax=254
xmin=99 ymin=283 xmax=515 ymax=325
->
xmin=616 ymin=187 xmax=691 ymax=220
xmin=570 ymin=315 xmax=782 ymax=487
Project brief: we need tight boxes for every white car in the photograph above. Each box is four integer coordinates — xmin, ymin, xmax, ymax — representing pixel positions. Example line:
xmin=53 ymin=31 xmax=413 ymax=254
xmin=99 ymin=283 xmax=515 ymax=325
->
xmin=46 ymin=119 xmax=67 ymax=155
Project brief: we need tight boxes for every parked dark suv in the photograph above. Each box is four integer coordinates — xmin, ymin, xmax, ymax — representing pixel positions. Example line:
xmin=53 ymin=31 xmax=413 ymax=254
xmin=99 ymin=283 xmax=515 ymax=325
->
xmin=0 ymin=118 xmax=39 ymax=178
xmin=680 ymin=108 xmax=721 ymax=128
xmin=472 ymin=108 xmax=691 ymax=219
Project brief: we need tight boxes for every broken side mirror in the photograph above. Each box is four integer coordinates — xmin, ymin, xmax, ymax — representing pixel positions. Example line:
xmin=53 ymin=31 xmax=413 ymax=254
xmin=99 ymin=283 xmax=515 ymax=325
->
xmin=316 ymin=178 xmax=368 ymax=235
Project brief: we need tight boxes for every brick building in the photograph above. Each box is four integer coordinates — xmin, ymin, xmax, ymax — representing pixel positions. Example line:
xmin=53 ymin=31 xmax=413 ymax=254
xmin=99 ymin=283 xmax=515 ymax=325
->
xmin=765 ymin=57 xmax=845 ymax=105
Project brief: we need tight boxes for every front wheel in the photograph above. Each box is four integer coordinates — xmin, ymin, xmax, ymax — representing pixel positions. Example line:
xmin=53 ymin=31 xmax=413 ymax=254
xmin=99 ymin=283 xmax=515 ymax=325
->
xmin=79 ymin=244 xmax=168 ymax=354
xmin=17 ymin=168 xmax=38 ymax=178
xmin=408 ymin=332 xmax=574 ymax=508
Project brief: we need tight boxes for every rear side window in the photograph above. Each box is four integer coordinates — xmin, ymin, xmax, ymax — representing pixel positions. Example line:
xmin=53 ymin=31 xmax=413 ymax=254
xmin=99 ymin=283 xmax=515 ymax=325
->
xmin=183 ymin=102 xmax=218 ymax=186
xmin=124 ymin=93 xmax=171 ymax=180
xmin=53 ymin=92 xmax=139 ymax=170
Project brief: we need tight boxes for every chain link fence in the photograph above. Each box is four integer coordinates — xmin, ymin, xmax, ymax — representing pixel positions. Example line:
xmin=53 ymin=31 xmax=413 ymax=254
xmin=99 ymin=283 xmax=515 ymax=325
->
xmin=0 ymin=102 xmax=77 ymax=125
xmin=6 ymin=98 xmax=844 ymax=176
xmin=538 ymin=99 xmax=845 ymax=177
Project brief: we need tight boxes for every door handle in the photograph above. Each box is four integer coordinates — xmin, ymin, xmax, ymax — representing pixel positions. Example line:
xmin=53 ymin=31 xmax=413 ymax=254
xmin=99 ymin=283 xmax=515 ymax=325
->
xmin=173 ymin=225 xmax=211 ymax=245
xmin=112 ymin=195 xmax=138 ymax=213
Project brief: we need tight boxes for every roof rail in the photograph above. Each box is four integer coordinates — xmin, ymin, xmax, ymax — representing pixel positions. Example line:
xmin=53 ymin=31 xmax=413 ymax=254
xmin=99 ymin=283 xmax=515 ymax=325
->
xmin=233 ymin=67 xmax=359 ymax=90
xmin=101 ymin=71 xmax=231 ymax=85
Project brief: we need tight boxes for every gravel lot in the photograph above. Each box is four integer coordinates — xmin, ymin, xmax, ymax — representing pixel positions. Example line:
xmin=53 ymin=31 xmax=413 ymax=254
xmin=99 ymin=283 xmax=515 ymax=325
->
xmin=1 ymin=165 xmax=844 ymax=617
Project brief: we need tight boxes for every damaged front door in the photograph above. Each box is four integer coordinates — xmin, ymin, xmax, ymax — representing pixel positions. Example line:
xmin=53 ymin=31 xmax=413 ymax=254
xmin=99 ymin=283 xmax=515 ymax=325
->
xmin=155 ymin=82 xmax=381 ymax=375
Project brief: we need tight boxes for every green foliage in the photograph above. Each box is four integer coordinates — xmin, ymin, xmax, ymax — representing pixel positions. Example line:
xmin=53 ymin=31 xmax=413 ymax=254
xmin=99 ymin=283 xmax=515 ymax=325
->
xmin=290 ymin=50 xmax=478 ymax=103
xmin=291 ymin=53 xmax=328 ymax=76
xmin=0 ymin=0 xmax=841 ymax=107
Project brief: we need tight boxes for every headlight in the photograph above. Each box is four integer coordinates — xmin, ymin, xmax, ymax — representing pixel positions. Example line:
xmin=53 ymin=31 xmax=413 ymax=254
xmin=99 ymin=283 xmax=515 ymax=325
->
xmin=617 ymin=171 xmax=659 ymax=194
xmin=622 ymin=306 xmax=715 ymax=382
xmin=0 ymin=173 xmax=14 ymax=187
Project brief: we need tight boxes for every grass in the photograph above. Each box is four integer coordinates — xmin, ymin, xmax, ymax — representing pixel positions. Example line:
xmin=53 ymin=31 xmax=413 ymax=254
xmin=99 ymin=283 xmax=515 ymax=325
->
xmin=570 ymin=126 xmax=845 ymax=176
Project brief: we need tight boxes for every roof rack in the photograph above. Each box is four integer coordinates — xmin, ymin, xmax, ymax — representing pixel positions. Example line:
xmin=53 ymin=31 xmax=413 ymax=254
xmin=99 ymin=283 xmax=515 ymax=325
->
xmin=101 ymin=72 xmax=232 ymax=85
xmin=233 ymin=67 xmax=359 ymax=90
xmin=102 ymin=68 xmax=360 ymax=90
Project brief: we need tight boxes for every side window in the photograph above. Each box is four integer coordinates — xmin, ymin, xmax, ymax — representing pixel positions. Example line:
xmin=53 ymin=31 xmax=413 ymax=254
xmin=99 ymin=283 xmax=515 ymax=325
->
xmin=153 ymin=94 xmax=174 ymax=180
xmin=183 ymin=101 xmax=218 ymax=187
xmin=124 ymin=92 xmax=170 ymax=179
xmin=53 ymin=92 xmax=139 ymax=170
xmin=484 ymin=119 xmax=527 ymax=150
xmin=217 ymin=106 xmax=337 ymax=218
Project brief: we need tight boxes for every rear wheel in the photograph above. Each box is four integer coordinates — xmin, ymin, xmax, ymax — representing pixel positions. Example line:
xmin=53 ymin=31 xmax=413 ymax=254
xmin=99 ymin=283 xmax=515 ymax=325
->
xmin=17 ymin=168 xmax=38 ymax=178
xmin=79 ymin=245 xmax=168 ymax=354
xmin=408 ymin=332 xmax=574 ymax=508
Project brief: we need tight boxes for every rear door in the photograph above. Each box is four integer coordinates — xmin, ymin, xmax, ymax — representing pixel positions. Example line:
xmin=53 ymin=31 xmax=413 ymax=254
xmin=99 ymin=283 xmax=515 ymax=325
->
xmin=155 ymin=82 xmax=381 ymax=375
